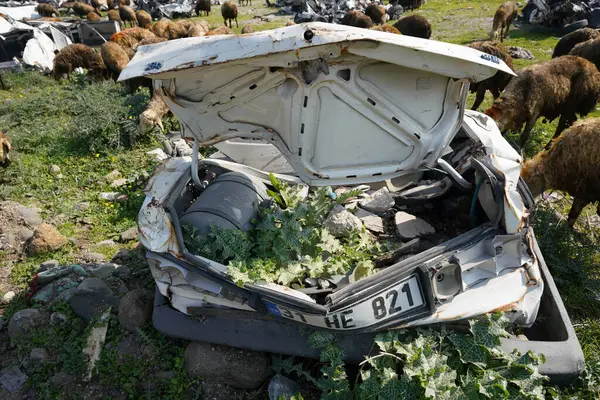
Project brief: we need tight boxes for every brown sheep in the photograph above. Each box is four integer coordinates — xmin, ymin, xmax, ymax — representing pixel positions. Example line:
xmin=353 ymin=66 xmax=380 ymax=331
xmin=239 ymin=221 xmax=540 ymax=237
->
xmin=119 ymin=5 xmax=137 ymax=28
xmin=393 ymin=14 xmax=431 ymax=39
xmin=484 ymin=56 xmax=600 ymax=149
xmin=101 ymin=41 xmax=130 ymax=80
xmin=205 ymin=26 xmax=234 ymax=35
xmin=37 ymin=3 xmax=59 ymax=17
xmin=568 ymin=37 xmax=600 ymax=72
xmin=286 ymin=21 xmax=295 ymax=26
xmin=73 ymin=2 xmax=100 ymax=18
xmin=521 ymin=117 xmax=600 ymax=228
xmin=110 ymin=28 xmax=155 ymax=57
xmin=221 ymin=2 xmax=238 ymax=29
xmin=466 ymin=41 xmax=514 ymax=111
xmin=188 ymin=19 xmax=211 ymax=36
xmin=341 ymin=10 xmax=374 ymax=29
xmin=166 ymin=20 xmax=190 ymax=39
xmin=365 ymin=4 xmax=387 ymax=25
xmin=553 ymin=28 xmax=600 ymax=59
xmin=119 ymin=0 xmax=130 ymax=5
xmin=91 ymin=0 xmax=101 ymax=10
xmin=136 ymin=10 xmax=152 ymax=29
xmin=107 ymin=0 xmax=115 ymax=9
xmin=173 ymin=19 xmax=208 ymax=38
xmin=151 ymin=18 xmax=171 ymax=38
xmin=0 ymin=73 xmax=5 ymax=90
xmin=139 ymin=89 xmax=171 ymax=138
xmin=490 ymin=1 xmax=518 ymax=43
xmin=195 ymin=0 xmax=211 ymax=16
xmin=135 ymin=36 xmax=168 ymax=49
xmin=396 ymin=0 xmax=424 ymax=11
xmin=241 ymin=24 xmax=255 ymax=34
xmin=87 ymin=11 xmax=101 ymax=21
xmin=370 ymin=24 xmax=400 ymax=34
xmin=0 ymin=132 xmax=12 ymax=168
xmin=108 ymin=9 xmax=121 ymax=23
xmin=53 ymin=43 xmax=106 ymax=80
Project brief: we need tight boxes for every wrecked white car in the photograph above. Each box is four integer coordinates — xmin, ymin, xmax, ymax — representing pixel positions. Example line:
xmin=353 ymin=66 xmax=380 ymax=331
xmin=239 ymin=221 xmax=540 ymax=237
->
xmin=121 ymin=23 xmax=545 ymax=333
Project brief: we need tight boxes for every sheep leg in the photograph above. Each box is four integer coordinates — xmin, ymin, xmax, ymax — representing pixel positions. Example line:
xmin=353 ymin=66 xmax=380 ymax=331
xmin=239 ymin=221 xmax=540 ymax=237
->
xmin=545 ymin=114 xmax=571 ymax=149
xmin=567 ymin=197 xmax=587 ymax=228
xmin=471 ymin=86 xmax=486 ymax=111
xmin=519 ymin=118 xmax=536 ymax=149
xmin=500 ymin=25 xmax=504 ymax=43
xmin=0 ymin=74 xmax=5 ymax=90
xmin=235 ymin=17 xmax=238 ymax=28
xmin=224 ymin=18 xmax=227 ymax=27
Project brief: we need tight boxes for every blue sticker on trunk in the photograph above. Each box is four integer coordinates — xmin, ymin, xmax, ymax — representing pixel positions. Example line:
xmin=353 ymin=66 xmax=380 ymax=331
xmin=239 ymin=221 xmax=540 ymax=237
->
xmin=145 ymin=61 xmax=163 ymax=72
xmin=263 ymin=300 xmax=282 ymax=316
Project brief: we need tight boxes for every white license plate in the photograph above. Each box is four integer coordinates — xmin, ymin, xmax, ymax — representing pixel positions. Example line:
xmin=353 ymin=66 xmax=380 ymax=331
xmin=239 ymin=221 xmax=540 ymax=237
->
xmin=263 ymin=274 xmax=425 ymax=330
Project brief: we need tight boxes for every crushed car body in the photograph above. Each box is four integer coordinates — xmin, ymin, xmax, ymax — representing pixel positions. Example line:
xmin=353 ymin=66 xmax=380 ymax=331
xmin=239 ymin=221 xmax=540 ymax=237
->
xmin=120 ymin=22 xmax=547 ymax=333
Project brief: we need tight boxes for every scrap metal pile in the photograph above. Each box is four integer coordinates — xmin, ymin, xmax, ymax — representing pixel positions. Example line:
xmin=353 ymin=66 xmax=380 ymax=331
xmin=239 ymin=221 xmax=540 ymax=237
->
xmin=521 ymin=0 xmax=600 ymax=31
xmin=276 ymin=0 xmax=372 ymax=24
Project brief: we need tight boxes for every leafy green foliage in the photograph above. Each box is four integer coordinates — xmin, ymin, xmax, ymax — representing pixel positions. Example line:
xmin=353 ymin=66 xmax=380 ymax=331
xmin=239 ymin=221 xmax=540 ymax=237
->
xmin=184 ymin=175 xmax=380 ymax=287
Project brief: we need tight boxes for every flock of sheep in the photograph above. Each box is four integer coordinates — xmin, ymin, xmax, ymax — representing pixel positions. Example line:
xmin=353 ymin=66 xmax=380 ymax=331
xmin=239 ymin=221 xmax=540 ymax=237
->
xmin=3 ymin=0 xmax=600 ymax=228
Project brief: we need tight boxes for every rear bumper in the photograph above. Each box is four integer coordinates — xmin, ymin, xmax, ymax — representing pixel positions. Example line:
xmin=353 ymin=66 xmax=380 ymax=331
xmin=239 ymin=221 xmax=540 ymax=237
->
xmin=152 ymin=233 xmax=584 ymax=386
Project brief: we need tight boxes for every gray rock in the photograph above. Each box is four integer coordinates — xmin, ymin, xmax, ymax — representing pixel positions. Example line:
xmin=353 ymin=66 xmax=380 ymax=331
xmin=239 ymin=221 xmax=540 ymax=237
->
xmin=324 ymin=205 xmax=363 ymax=237
xmin=68 ymin=278 xmax=119 ymax=322
xmin=81 ymin=252 xmax=106 ymax=263
xmin=147 ymin=148 xmax=169 ymax=161
xmin=50 ymin=312 xmax=67 ymax=326
xmin=268 ymin=375 xmax=300 ymax=400
xmin=89 ymin=263 xmax=118 ymax=279
xmin=23 ymin=348 xmax=50 ymax=373
xmin=103 ymin=170 xmax=121 ymax=183
xmin=18 ymin=227 xmax=33 ymax=242
xmin=96 ymin=239 xmax=116 ymax=246
xmin=112 ymin=266 xmax=131 ymax=280
xmin=39 ymin=259 xmax=59 ymax=272
xmin=507 ymin=46 xmax=534 ymax=60
xmin=2 ymin=291 xmax=15 ymax=305
xmin=119 ymin=227 xmax=138 ymax=242
xmin=395 ymin=212 xmax=435 ymax=239
xmin=49 ymin=371 xmax=73 ymax=390
xmin=184 ymin=342 xmax=270 ymax=390
xmin=116 ymin=335 xmax=155 ymax=361
xmin=111 ymin=178 xmax=128 ymax=188
xmin=99 ymin=192 xmax=122 ymax=201
xmin=359 ymin=188 xmax=395 ymax=215
xmin=73 ymin=202 xmax=90 ymax=212
xmin=48 ymin=165 xmax=61 ymax=176
xmin=8 ymin=308 xmax=48 ymax=340
xmin=0 ymin=366 xmax=27 ymax=392
xmin=172 ymin=139 xmax=193 ymax=156
xmin=32 ymin=277 xmax=78 ymax=304
xmin=118 ymin=289 xmax=154 ymax=332
xmin=355 ymin=209 xmax=384 ymax=233
xmin=103 ymin=277 xmax=128 ymax=297
xmin=17 ymin=205 xmax=41 ymax=228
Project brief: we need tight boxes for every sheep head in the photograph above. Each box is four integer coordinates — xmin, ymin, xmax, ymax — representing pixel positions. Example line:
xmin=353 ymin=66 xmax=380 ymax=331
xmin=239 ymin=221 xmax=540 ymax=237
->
xmin=520 ymin=155 xmax=548 ymax=198
xmin=484 ymin=99 xmax=523 ymax=134
xmin=0 ymin=132 xmax=12 ymax=167
xmin=139 ymin=109 xmax=164 ymax=136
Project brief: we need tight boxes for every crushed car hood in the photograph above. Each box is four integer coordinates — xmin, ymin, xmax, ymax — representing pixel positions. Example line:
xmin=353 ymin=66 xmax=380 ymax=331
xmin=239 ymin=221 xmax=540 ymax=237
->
xmin=120 ymin=22 xmax=515 ymax=186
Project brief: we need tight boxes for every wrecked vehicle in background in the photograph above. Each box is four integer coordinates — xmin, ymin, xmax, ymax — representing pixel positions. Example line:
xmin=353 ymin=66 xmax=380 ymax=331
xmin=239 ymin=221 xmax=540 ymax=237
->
xmin=120 ymin=23 xmax=584 ymax=384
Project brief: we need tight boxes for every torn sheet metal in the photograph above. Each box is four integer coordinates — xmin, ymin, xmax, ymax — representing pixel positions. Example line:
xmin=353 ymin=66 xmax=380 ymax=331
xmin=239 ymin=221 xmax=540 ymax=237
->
xmin=49 ymin=25 xmax=72 ymax=50
xmin=157 ymin=0 xmax=193 ymax=19
xmin=22 ymin=28 xmax=55 ymax=72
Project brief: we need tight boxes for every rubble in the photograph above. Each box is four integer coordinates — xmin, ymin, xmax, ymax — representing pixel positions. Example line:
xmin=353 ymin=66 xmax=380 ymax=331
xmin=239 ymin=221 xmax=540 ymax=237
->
xmin=276 ymin=0 xmax=381 ymax=24
xmin=507 ymin=45 xmax=535 ymax=59
xmin=8 ymin=308 xmax=48 ymax=340
xmin=324 ymin=204 xmax=363 ymax=237
xmin=394 ymin=211 xmax=435 ymax=239
xmin=355 ymin=208 xmax=384 ymax=233
xmin=1 ymin=291 xmax=15 ymax=304
xmin=268 ymin=375 xmax=300 ymax=400
xmin=0 ymin=366 xmax=27 ymax=393
xmin=520 ymin=0 xmax=600 ymax=32
xmin=68 ymin=278 xmax=119 ymax=322
xmin=359 ymin=187 xmax=395 ymax=215
xmin=118 ymin=289 xmax=154 ymax=332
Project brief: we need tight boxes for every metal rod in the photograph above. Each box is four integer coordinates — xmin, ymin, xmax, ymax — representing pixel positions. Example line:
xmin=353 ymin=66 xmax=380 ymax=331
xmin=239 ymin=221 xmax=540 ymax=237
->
xmin=191 ymin=138 xmax=202 ymax=188
xmin=437 ymin=158 xmax=473 ymax=191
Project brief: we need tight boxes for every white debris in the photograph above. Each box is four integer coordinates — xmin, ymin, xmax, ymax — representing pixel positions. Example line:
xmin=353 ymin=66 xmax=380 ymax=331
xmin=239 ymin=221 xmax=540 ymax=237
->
xmin=395 ymin=211 xmax=435 ymax=239
xmin=324 ymin=205 xmax=363 ymax=237
xmin=147 ymin=148 xmax=169 ymax=161
xmin=359 ymin=187 xmax=395 ymax=215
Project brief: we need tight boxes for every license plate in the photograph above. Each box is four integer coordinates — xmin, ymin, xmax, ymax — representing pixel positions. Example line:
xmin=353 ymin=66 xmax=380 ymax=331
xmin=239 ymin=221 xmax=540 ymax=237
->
xmin=263 ymin=274 xmax=425 ymax=331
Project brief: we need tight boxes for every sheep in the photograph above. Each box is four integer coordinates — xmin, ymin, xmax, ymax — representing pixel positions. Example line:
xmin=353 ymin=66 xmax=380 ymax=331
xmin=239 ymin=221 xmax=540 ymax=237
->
xmin=0 ymin=132 xmax=11 ymax=168
xmin=393 ymin=14 xmax=431 ymax=39
xmin=365 ymin=4 xmax=387 ymax=25
xmin=37 ymin=3 xmax=59 ymax=17
xmin=110 ymin=28 xmax=155 ymax=58
xmin=521 ymin=117 xmax=600 ymax=228
xmin=119 ymin=0 xmax=130 ymax=5
xmin=490 ymin=1 xmax=518 ymax=43
xmin=221 ymin=2 xmax=238 ymax=28
xmin=341 ymin=10 xmax=374 ymax=29
xmin=0 ymin=73 xmax=5 ymax=90
xmin=134 ymin=36 xmax=167 ymax=50
xmin=396 ymin=0 xmax=424 ymax=11
xmin=370 ymin=24 xmax=400 ymax=34
xmin=87 ymin=11 xmax=100 ymax=21
xmin=91 ymin=0 xmax=101 ymax=10
xmin=568 ymin=37 xmax=600 ymax=73
xmin=151 ymin=18 xmax=171 ymax=38
xmin=119 ymin=5 xmax=137 ymax=28
xmin=241 ymin=24 xmax=255 ymax=33
xmin=52 ymin=43 xmax=106 ymax=80
xmin=101 ymin=41 xmax=130 ymax=80
xmin=188 ymin=19 xmax=211 ymax=36
xmin=553 ymin=28 xmax=600 ymax=59
xmin=286 ymin=21 xmax=295 ymax=26
xmin=239 ymin=0 xmax=250 ymax=6
xmin=107 ymin=0 xmax=115 ymax=9
xmin=174 ymin=19 xmax=210 ymax=37
xmin=73 ymin=2 xmax=100 ymax=18
xmin=195 ymin=0 xmax=211 ymax=16
xmin=108 ymin=9 xmax=121 ymax=24
xmin=136 ymin=10 xmax=152 ymax=29
xmin=205 ymin=26 xmax=234 ymax=35
xmin=139 ymin=89 xmax=171 ymax=139
xmin=466 ymin=41 xmax=514 ymax=111
xmin=484 ymin=56 xmax=600 ymax=149
xmin=167 ymin=20 xmax=191 ymax=39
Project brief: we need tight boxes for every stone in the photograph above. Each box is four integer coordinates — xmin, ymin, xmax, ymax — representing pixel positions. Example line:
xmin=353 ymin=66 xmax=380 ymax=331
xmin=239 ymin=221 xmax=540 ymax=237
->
xmin=147 ymin=148 xmax=169 ymax=161
xmin=49 ymin=371 xmax=73 ymax=390
xmin=116 ymin=335 xmax=155 ymax=361
xmin=71 ymin=264 xmax=87 ymax=276
xmin=268 ymin=375 xmax=300 ymax=400
xmin=81 ymin=252 xmax=106 ymax=263
xmin=119 ymin=227 xmax=138 ymax=242
xmin=17 ymin=205 xmax=41 ymax=228
xmin=507 ymin=46 xmax=534 ymax=60
xmin=359 ymin=187 xmax=395 ymax=215
xmin=323 ymin=205 xmax=363 ymax=237
xmin=103 ymin=277 xmax=128 ymax=297
xmin=112 ymin=266 xmax=131 ymax=280
xmin=97 ymin=239 xmax=116 ymax=246
xmin=184 ymin=342 xmax=270 ymax=390
xmin=111 ymin=178 xmax=128 ymax=188
xmin=0 ymin=366 xmax=27 ymax=392
xmin=32 ymin=277 xmax=78 ymax=304
xmin=68 ymin=278 xmax=119 ymax=322
xmin=2 ymin=291 xmax=15 ymax=305
xmin=18 ymin=227 xmax=33 ymax=243
xmin=395 ymin=212 xmax=435 ymax=239
xmin=89 ymin=263 xmax=118 ymax=279
xmin=39 ymin=259 xmax=59 ymax=272
xmin=50 ymin=312 xmax=68 ymax=326
xmin=172 ymin=139 xmax=193 ymax=156
xmin=26 ymin=223 xmax=68 ymax=256
xmin=103 ymin=170 xmax=121 ymax=183
xmin=73 ymin=202 xmax=90 ymax=212
xmin=8 ymin=308 xmax=48 ymax=340
xmin=23 ymin=348 xmax=50 ymax=373
xmin=118 ymin=289 xmax=154 ymax=331
xmin=355 ymin=209 xmax=384 ymax=233
xmin=48 ymin=165 xmax=61 ymax=176
xmin=99 ymin=192 xmax=122 ymax=201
